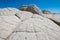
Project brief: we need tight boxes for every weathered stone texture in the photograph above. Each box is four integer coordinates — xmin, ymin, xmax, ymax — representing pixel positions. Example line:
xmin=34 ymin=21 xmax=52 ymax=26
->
xmin=42 ymin=14 xmax=60 ymax=25
xmin=0 ymin=8 xmax=60 ymax=40
xmin=15 ymin=11 xmax=33 ymax=20
xmin=0 ymin=16 xmax=21 ymax=38
xmin=0 ymin=38 xmax=4 ymax=40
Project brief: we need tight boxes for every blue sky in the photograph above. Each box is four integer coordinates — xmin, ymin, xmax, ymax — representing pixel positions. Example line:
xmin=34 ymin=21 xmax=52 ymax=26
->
xmin=0 ymin=0 xmax=60 ymax=13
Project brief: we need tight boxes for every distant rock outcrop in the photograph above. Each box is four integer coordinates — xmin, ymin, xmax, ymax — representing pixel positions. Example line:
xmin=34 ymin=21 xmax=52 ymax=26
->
xmin=42 ymin=10 xmax=51 ymax=14
xmin=19 ymin=4 xmax=43 ymax=15
xmin=19 ymin=5 xmax=28 ymax=11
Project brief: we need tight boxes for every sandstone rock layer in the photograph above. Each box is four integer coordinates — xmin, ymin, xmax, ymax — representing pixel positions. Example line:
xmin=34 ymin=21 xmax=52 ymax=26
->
xmin=0 ymin=8 xmax=60 ymax=40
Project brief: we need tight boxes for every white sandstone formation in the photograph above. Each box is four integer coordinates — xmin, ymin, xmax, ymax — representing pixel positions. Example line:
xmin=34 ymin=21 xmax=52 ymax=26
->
xmin=15 ymin=11 xmax=33 ymax=20
xmin=0 ymin=8 xmax=22 ymax=16
xmin=0 ymin=38 xmax=4 ymax=40
xmin=0 ymin=16 xmax=21 ymax=39
xmin=43 ymin=14 xmax=60 ymax=22
xmin=0 ymin=8 xmax=60 ymax=40
xmin=19 ymin=4 xmax=60 ymax=25
xmin=42 ymin=14 xmax=60 ymax=25
xmin=13 ymin=14 xmax=60 ymax=40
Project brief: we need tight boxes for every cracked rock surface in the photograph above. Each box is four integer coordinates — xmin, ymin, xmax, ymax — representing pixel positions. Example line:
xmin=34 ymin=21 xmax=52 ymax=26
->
xmin=0 ymin=8 xmax=60 ymax=40
xmin=0 ymin=38 xmax=4 ymax=40
xmin=42 ymin=14 xmax=60 ymax=26
xmin=15 ymin=11 xmax=33 ymax=20
xmin=42 ymin=14 xmax=60 ymax=22
xmin=0 ymin=16 xmax=21 ymax=39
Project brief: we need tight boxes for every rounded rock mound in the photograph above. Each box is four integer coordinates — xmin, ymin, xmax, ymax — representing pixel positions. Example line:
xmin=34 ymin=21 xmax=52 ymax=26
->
xmin=0 ymin=8 xmax=60 ymax=40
